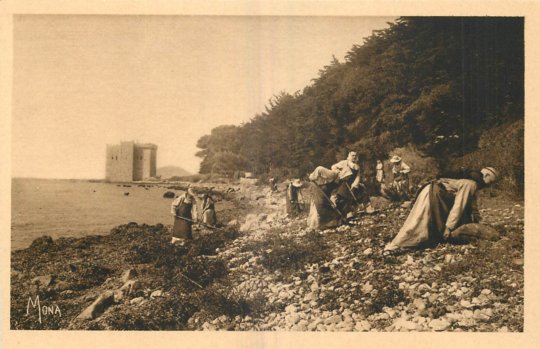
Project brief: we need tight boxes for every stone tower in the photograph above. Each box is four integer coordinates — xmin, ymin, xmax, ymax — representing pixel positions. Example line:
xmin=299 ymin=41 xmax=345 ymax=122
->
xmin=105 ymin=142 xmax=157 ymax=182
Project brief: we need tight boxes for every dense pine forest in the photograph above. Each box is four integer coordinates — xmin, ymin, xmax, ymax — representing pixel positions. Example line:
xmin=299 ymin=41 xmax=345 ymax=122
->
xmin=195 ymin=17 xmax=523 ymax=194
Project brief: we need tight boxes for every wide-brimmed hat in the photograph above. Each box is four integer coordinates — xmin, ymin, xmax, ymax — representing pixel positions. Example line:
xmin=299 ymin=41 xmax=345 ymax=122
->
xmin=291 ymin=179 xmax=303 ymax=188
xmin=390 ymin=155 xmax=402 ymax=163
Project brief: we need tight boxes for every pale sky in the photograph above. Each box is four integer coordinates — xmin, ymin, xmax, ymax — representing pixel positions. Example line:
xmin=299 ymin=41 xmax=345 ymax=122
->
xmin=12 ymin=15 xmax=395 ymax=179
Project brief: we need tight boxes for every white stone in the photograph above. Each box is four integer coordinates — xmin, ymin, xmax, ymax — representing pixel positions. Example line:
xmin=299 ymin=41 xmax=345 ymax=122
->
xmin=76 ymin=291 xmax=115 ymax=320
xmin=394 ymin=318 xmax=418 ymax=331
xmin=285 ymin=304 xmax=298 ymax=313
xmin=362 ymin=282 xmax=374 ymax=294
xmin=150 ymin=290 xmax=163 ymax=299
xmin=429 ymin=318 xmax=451 ymax=331
xmin=130 ymin=297 xmax=145 ymax=305
xmin=405 ymin=255 xmax=414 ymax=265
xmin=286 ymin=314 xmax=301 ymax=325
xmin=355 ymin=320 xmax=371 ymax=331
xmin=473 ymin=309 xmax=491 ymax=321
xmin=404 ymin=275 xmax=415 ymax=283
xmin=325 ymin=314 xmax=342 ymax=325
xmin=120 ymin=279 xmax=141 ymax=296
xmin=462 ymin=310 xmax=474 ymax=319
xmin=413 ymin=298 xmax=426 ymax=311
xmin=460 ymin=300 xmax=473 ymax=308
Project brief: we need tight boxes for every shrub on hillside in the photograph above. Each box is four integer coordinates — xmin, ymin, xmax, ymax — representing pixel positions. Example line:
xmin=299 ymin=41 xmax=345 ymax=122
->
xmin=240 ymin=230 xmax=329 ymax=274
xmin=450 ymin=120 xmax=523 ymax=196
xmin=187 ymin=226 xmax=239 ymax=257
xmin=124 ymin=230 xmax=173 ymax=265
xmin=385 ymin=145 xmax=439 ymax=189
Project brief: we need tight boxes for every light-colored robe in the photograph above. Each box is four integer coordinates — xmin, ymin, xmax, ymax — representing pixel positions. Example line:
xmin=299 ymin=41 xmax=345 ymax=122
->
xmin=385 ymin=178 xmax=478 ymax=250
xmin=308 ymin=160 xmax=361 ymax=188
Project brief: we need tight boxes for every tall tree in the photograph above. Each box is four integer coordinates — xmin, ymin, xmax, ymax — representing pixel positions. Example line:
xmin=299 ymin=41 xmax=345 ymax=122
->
xmin=194 ymin=17 xmax=523 ymax=189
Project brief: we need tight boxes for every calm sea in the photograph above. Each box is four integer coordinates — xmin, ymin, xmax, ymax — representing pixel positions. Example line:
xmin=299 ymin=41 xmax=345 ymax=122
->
xmin=11 ymin=178 xmax=181 ymax=251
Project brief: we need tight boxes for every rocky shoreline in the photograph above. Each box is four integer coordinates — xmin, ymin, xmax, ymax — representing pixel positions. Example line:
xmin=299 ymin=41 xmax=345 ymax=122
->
xmin=10 ymin=183 xmax=524 ymax=331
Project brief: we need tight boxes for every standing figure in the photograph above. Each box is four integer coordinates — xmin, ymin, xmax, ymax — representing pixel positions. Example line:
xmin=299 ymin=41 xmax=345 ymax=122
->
xmin=201 ymin=193 xmax=217 ymax=226
xmin=171 ymin=187 xmax=198 ymax=245
xmin=286 ymin=179 xmax=304 ymax=217
xmin=390 ymin=155 xmax=411 ymax=198
xmin=269 ymin=177 xmax=277 ymax=192
xmin=384 ymin=167 xmax=499 ymax=251
xmin=375 ymin=159 xmax=386 ymax=195
xmin=376 ymin=159 xmax=385 ymax=184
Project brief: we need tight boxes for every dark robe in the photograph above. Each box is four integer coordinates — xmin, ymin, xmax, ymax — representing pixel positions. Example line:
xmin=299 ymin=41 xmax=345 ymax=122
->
xmin=286 ymin=184 xmax=303 ymax=217
xmin=172 ymin=198 xmax=194 ymax=239
xmin=202 ymin=196 xmax=217 ymax=226
xmin=307 ymin=181 xmax=361 ymax=229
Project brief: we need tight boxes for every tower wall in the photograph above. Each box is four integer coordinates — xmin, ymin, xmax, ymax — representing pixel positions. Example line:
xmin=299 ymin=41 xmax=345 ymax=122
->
xmin=149 ymin=147 xmax=157 ymax=178
xmin=133 ymin=144 xmax=158 ymax=180
xmin=106 ymin=142 xmax=157 ymax=182
xmin=105 ymin=142 xmax=135 ymax=182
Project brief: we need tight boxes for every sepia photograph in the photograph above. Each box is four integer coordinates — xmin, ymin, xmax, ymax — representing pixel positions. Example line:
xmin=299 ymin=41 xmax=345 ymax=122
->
xmin=3 ymin=2 xmax=535 ymax=345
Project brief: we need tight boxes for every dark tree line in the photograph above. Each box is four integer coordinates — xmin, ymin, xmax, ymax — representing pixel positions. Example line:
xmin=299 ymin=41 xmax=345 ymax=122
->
xmin=195 ymin=17 xmax=523 ymax=185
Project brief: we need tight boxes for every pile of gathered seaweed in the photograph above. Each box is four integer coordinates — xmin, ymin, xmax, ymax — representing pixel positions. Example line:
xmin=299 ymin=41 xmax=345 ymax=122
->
xmin=10 ymin=221 xmax=246 ymax=330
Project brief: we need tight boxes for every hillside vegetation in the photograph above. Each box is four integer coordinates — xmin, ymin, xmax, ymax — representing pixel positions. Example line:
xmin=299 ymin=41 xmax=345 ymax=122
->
xmin=195 ymin=17 xmax=523 ymax=195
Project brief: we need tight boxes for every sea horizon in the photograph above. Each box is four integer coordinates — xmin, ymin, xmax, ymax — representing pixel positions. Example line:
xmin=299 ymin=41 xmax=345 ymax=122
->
xmin=10 ymin=178 xmax=183 ymax=250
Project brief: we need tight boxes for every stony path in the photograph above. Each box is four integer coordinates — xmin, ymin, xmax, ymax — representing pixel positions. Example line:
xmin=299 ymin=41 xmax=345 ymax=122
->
xmin=191 ymin=185 xmax=524 ymax=332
